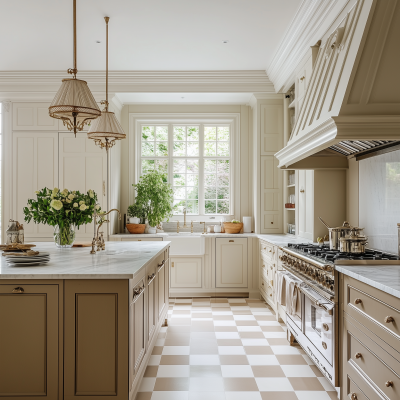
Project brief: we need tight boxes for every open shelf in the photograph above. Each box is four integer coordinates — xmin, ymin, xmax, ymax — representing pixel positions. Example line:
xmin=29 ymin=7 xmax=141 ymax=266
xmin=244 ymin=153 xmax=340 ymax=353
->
xmin=285 ymin=208 xmax=296 ymax=211
xmin=287 ymin=184 xmax=295 ymax=188
xmin=288 ymin=100 xmax=296 ymax=109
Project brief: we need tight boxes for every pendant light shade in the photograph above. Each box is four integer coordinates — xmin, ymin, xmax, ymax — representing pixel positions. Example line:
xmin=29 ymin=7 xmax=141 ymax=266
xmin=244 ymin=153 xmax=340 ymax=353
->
xmin=88 ymin=16 xmax=126 ymax=151
xmin=49 ymin=0 xmax=101 ymax=135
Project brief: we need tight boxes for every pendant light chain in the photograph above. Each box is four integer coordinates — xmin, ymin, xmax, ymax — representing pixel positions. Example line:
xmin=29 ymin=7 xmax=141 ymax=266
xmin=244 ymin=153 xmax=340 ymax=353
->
xmin=73 ymin=0 xmax=77 ymax=77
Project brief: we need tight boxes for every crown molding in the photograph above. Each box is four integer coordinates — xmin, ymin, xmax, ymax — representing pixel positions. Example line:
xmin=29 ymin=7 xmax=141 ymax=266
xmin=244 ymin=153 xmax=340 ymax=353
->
xmin=0 ymin=70 xmax=274 ymax=99
xmin=267 ymin=0 xmax=352 ymax=93
xmin=247 ymin=93 xmax=284 ymax=109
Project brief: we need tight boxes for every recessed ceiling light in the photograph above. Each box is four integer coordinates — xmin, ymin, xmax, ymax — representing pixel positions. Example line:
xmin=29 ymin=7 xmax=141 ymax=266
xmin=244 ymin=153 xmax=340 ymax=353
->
xmin=222 ymin=40 xmax=229 ymax=44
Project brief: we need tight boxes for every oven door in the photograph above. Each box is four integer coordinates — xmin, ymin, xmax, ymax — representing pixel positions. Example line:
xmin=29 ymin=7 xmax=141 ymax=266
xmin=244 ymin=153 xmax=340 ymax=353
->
xmin=302 ymin=286 xmax=334 ymax=366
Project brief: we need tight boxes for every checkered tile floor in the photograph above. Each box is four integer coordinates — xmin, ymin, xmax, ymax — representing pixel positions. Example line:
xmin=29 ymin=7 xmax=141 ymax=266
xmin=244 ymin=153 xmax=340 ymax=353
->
xmin=135 ymin=298 xmax=338 ymax=400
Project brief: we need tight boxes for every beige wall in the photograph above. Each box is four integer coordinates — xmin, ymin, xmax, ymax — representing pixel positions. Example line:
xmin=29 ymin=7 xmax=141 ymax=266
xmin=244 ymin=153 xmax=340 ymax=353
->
xmin=346 ymin=157 xmax=359 ymax=227
xmin=118 ymin=104 xmax=253 ymax=232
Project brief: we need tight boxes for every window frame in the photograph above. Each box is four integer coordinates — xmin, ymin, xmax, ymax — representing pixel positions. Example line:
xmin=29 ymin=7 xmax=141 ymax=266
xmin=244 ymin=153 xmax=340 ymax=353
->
xmin=130 ymin=113 xmax=240 ymax=221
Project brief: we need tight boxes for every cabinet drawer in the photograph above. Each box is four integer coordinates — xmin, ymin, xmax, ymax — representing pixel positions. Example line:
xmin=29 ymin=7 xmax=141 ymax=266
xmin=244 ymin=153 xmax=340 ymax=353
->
xmin=345 ymin=373 xmax=374 ymax=400
xmin=121 ymin=237 xmax=163 ymax=242
xmin=260 ymin=240 xmax=275 ymax=260
xmin=343 ymin=275 xmax=400 ymax=356
xmin=344 ymin=315 xmax=400 ymax=400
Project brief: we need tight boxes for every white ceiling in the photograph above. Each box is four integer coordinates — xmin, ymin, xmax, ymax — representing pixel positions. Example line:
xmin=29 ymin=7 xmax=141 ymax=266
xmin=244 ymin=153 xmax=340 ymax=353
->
xmin=115 ymin=92 xmax=253 ymax=104
xmin=0 ymin=0 xmax=302 ymax=71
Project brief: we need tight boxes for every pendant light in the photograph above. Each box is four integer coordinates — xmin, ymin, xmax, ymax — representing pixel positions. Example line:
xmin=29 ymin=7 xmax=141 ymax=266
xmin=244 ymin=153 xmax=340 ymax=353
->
xmin=49 ymin=0 xmax=101 ymax=136
xmin=87 ymin=17 xmax=126 ymax=152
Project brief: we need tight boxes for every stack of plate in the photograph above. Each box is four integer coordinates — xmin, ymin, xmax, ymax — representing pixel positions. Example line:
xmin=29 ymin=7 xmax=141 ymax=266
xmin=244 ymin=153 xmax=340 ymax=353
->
xmin=5 ymin=252 xmax=50 ymax=267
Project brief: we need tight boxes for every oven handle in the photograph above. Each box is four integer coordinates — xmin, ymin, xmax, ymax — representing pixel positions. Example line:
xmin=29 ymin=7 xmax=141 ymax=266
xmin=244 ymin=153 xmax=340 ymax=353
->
xmin=299 ymin=285 xmax=334 ymax=315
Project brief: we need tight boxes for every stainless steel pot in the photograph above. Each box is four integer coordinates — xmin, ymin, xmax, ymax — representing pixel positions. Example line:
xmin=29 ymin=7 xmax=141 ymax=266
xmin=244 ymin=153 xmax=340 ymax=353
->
xmin=339 ymin=229 xmax=368 ymax=253
xmin=319 ymin=218 xmax=353 ymax=250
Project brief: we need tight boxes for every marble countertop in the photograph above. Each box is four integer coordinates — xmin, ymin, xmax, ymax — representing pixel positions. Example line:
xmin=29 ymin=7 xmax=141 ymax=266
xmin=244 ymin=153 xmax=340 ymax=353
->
xmin=0 ymin=241 xmax=170 ymax=280
xmin=336 ymin=265 xmax=400 ymax=299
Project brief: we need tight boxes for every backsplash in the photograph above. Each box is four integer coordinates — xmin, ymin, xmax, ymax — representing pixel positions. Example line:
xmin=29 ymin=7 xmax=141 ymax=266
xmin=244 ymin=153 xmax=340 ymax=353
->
xmin=359 ymin=149 xmax=400 ymax=254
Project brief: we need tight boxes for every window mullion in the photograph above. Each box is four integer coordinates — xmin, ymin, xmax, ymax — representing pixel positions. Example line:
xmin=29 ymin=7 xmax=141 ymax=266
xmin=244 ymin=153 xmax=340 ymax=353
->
xmin=199 ymin=124 xmax=205 ymax=216
xmin=169 ymin=123 xmax=173 ymax=186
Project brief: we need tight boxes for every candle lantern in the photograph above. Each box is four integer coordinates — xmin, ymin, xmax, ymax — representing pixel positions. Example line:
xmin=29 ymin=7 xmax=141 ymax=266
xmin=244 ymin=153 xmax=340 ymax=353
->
xmin=6 ymin=219 xmax=24 ymax=244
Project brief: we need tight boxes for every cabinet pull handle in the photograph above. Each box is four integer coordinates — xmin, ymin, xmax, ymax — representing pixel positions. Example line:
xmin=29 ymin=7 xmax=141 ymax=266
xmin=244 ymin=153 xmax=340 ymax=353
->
xmin=384 ymin=316 xmax=394 ymax=323
xmin=385 ymin=381 xmax=394 ymax=388
xmin=355 ymin=353 xmax=362 ymax=359
xmin=322 ymin=341 xmax=327 ymax=350
xmin=350 ymin=393 xmax=358 ymax=400
xmin=262 ymin=282 xmax=264 ymax=286
xmin=322 ymin=323 xmax=329 ymax=331
xmin=103 ymin=180 xmax=106 ymax=196
xmin=300 ymin=189 xmax=305 ymax=193
xmin=172 ymin=262 xmax=174 ymax=268
xmin=300 ymin=76 xmax=305 ymax=81
xmin=148 ymin=273 xmax=155 ymax=281
xmin=229 ymin=240 xmax=234 ymax=242
xmin=12 ymin=287 xmax=24 ymax=294
xmin=354 ymin=298 xmax=362 ymax=305
xmin=269 ymin=293 xmax=272 ymax=297
xmin=158 ymin=260 xmax=165 ymax=268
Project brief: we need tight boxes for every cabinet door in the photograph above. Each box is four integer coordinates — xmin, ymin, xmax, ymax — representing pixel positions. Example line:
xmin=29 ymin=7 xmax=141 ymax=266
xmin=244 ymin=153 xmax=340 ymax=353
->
xmin=129 ymin=277 xmax=146 ymax=392
xmin=64 ymin=280 xmax=129 ymax=400
xmin=146 ymin=263 xmax=157 ymax=347
xmin=0 ymin=284 xmax=59 ymax=400
xmin=216 ymin=238 xmax=248 ymax=288
xmin=59 ymin=132 xmax=107 ymax=237
xmin=298 ymin=170 xmax=314 ymax=240
xmin=170 ymin=257 xmax=202 ymax=288
xmin=157 ymin=257 xmax=167 ymax=320
xmin=13 ymin=132 xmax=58 ymax=240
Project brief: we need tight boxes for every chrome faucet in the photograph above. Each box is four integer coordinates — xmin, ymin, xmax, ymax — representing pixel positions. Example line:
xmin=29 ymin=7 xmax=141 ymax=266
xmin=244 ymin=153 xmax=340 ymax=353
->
xmin=90 ymin=208 xmax=121 ymax=254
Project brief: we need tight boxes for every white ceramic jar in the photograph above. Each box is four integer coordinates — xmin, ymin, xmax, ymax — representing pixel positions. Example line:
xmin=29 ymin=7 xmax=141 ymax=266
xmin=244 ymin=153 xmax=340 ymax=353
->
xmin=214 ymin=225 xmax=222 ymax=233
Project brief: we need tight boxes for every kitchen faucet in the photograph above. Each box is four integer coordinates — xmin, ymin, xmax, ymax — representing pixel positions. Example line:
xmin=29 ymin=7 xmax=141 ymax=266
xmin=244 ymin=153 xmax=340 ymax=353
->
xmin=90 ymin=208 xmax=121 ymax=254
xmin=183 ymin=207 xmax=188 ymax=228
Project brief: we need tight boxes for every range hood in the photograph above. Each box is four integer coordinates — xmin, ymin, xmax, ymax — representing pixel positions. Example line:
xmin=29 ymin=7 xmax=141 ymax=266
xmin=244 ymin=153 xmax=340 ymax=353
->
xmin=275 ymin=0 xmax=400 ymax=169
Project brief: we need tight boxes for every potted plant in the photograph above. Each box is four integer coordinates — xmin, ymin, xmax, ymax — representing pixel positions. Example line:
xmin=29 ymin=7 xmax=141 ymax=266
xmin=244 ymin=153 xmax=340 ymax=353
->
xmin=133 ymin=169 xmax=174 ymax=234
xmin=24 ymin=187 xmax=101 ymax=247
xmin=126 ymin=202 xmax=147 ymax=234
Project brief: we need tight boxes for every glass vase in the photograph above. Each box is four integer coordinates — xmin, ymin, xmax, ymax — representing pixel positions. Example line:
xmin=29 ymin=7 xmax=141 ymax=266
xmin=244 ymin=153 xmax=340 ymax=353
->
xmin=54 ymin=224 xmax=76 ymax=248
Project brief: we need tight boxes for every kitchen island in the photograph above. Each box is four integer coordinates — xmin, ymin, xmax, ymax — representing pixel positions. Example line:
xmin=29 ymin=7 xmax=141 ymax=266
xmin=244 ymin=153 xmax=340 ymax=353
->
xmin=0 ymin=241 xmax=170 ymax=400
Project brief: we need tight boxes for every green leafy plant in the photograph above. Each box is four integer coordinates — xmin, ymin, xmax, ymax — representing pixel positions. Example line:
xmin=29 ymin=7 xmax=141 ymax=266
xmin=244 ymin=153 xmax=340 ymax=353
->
xmin=127 ymin=203 xmax=147 ymax=223
xmin=133 ymin=169 xmax=174 ymax=227
xmin=24 ymin=187 xmax=101 ymax=245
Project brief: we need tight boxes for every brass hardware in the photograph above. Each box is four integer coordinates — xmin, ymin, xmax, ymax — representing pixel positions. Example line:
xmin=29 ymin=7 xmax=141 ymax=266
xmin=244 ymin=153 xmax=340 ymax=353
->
xmin=385 ymin=381 xmax=394 ymax=387
xmin=322 ymin=341 xmax=327 ymax=350
xmin=300 ymin=76 xmax=305 ymax=81
xmin=269 ymin=249 xmax=272 ymax=253
xmin=12 ymin=287 xmax=24 ymax=294
xmin=172 ymin=262 xmax=174 ymax=268
xmin=271 ymin=280 xmax=273 ymax=286
xmin=176 ymin=221 xmax=180 ymax=233
xmin=138 ymin=239 xmax=142 ymax=241
xmin=271 ymin=222 xmax=273 ymax=224
xmin=270 ymin=266 xmax=273 ymax=270
xmin=322 ymin=323 xmax=329 ymax=331
xmin=384 ymin=316 xmax=394 ymax=323
xmin=354 ymin=298 xmax=362 ymax=305
xmin=263 ymin=247 xmax=266 ymax=250
xmin=103 ymin=181 xmax=106 ymax=196
xmin=355 ymin=353 xmax=362 ymax=359
xmin=182 ymin=208 xmax=188 ymax=228
xmin=300 ymin=189 xmax=305 ymax=193
xmin=262 ymin=264 xmax=265 ymax=268
xmin=148 ymin=273 xmax=155 ymax=281
xmin=191 ymin=220 xmax=194 ymax=234
xmin=350 ymin=393 xmax=358 ymax=400
xmin=158 ymin=260 xmax=165 ymax=268
xmin=262 ymin=282 xmax=264 ymax=286
xmin=229 ymin=240 xmax=234 ymax=242
xmin=200 ymin=222 xmax=206 ymax=234
xmin=270 ymin=293 xmax=272 ymax=297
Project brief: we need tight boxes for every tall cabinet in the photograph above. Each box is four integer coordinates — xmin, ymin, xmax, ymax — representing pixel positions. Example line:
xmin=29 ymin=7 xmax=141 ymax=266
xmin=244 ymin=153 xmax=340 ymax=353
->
xmin=11 ymin=103 xmax=108 ymax=241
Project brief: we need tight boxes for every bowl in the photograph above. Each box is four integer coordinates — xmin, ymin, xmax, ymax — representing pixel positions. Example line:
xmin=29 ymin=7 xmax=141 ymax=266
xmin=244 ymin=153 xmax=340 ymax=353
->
xmin=223 ymin=222 xmax=243 ymax=234
xmin=126 ymin=224 xmax=146 ymax=234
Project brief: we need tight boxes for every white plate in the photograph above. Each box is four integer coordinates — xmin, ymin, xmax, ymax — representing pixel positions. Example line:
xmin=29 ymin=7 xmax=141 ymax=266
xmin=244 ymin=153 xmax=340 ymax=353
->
xmin=7 ymin=261 xmax=50 ymax=267
xmin=5 ymin=257 xmax=50 ymax=262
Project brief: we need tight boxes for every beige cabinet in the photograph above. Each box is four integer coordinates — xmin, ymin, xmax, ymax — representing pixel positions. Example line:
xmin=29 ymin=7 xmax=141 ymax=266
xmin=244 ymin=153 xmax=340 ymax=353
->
xmin=157 ymin=257 xmax=167 ymax=320
xmin=59 ymin=132 xmax=108 ymax=238
xmin=146 ymin=261 xmax=158 ymax=347
xmin=0 ymin=283 xmax=60 ymax=400
xmin=12 ymin=132 xmax=58 ymax=240
xmin=297 ymin=170 xmax=346 ymax=241
xmin=64 ymin=280 xmax=129 ymax=400
xmin=129 ymin=275 xmax=146 ymax=392
xmin=170 ymin=257 xmax=202 ymax=288
xmin=215 ymin=238 xmax=248 ymax=288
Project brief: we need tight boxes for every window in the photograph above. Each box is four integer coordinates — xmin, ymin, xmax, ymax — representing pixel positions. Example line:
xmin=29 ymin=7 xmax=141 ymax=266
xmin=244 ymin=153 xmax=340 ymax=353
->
xmin=0 ymin=104 xmax=2 ymax=241
xmin=139 ymin=122 xmax=233 ymax=216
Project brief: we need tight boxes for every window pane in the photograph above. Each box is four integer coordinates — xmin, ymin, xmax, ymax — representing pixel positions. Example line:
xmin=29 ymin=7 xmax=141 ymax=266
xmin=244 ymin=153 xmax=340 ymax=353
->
xmin=217 ymin=160 xmax=230 ymax=174
xmin=156 ymin=126 xmax=168 ymax=141
xmin=204 ymin=142 xmax=216 ymax=156
xmin=186 ymin=201 xmax=198 ymax=214
xmin=142 ymin=141 xmax=154 ymax=156
xmin=156 ymin=142 xmax=168 ymax=156
xmin=155 ymin=160 xmax=168 ymax=177
xmin=174 ymin=174 xmax=185 ymax=186
xmin=204 ymin=127 xmax=216 ymax=141
xmin=205 ymin=174 xmax=216 ymax=186
xmin=187 ymin=159 xmax=199 ymax=173
xmin=187 ymin=187 xmax=198 ymax=200
xmin=217 ymin=200 xmax=229 ymax=214
xmin=142 ymin=159 xmax=155 ymax=174
xmin=173 ymin=141 xmax=186 ymax=156
xmin=217 ymin=174 xmax=229 ymax=187
xmin=173 ymin=159 xmax=186 ymax=173
xmin=205 ymin=200 xmax=216 ymax=214
xmin=204 ymin=160 xmax=216 ymax=173
xmin=142 ymin=126 xmax=154 ymax=141
xmin=174 ymin=126 xmax=186 ymax=141
xmin=217 ymin=142 xmax=229 ymax=157
xmin=187 ymin=174 xmax=198 ymax=186
xmin=217 ymin=187 xmax=229 ymax=199
xmin=187 ymin=142 xmax=199 ymax=156
xmin=174 ymin=200 xmax=186 ymax=215
xmin=187 ymin=126 xmax=199 ymax=141
xmin=218 ymin=127 xmax=230 ymax=141
xmin=174 ymin=187 xmax=186 ymax=199
xmin=205 ymin=187 xmax=216 ymax=199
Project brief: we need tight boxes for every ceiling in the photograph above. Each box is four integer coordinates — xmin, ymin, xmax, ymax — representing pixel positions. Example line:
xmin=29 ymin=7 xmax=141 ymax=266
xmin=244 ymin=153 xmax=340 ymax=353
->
xmin=0 ymin=0 xmax=302 ymax=71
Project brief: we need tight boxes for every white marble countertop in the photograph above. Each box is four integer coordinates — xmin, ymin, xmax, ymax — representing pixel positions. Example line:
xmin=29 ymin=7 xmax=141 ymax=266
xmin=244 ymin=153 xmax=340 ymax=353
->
xmin=336 ymin=265 xmax=400 ymax=299
xmin=0 ymin=241 xmax=170 ymax=280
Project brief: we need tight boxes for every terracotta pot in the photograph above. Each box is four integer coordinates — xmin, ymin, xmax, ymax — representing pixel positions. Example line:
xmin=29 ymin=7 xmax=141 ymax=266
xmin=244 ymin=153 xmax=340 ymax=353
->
xmin=126 ymin=224 xmax=146 ymax=234
xmin=223 ymin=222 xmax=243 ymax=234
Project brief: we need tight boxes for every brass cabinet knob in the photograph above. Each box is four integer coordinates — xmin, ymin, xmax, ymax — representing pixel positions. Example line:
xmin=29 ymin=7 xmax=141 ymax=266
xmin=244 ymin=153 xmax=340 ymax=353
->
xmin=270 ymin=266 xmax=273 ymax=270
xmin=355 ymin=353 xmax=362 ymax=359
xmin=385 ymin=381 xmax=394 ymax=388
xmin=12 ymin=287 xmax=24 ymax=294
xmin=262 ymin=282 xmax=264 ymax=286
xmin=322 ymin=323 xmax=329 ymax=331
xmin=322 ymin=341 xmax=327 ymax=350
xmin=262 ymin=264 xmax=265 ymax=268
xmin=269 ymin=293 xmax=272 ymax=297
xmin=384 ymin=316 xmax=394 ymax=323
xmin=300 ymin=189 xmax=305 ymax=193
xmin=269 ymin=249 xmax=272 ymax=253
xmin=354 ymin=298 xmax=362 ymax=305
xmin=300 ymin=76 xmax=305 ymax=81
xmin=350 ymin=393 xmax=358 ymax=400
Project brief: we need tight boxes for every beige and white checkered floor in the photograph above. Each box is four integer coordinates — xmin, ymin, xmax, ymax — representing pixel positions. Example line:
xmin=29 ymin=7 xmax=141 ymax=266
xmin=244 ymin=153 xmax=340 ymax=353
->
xmin=135 ymin=298 xmax=338 ymax=400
